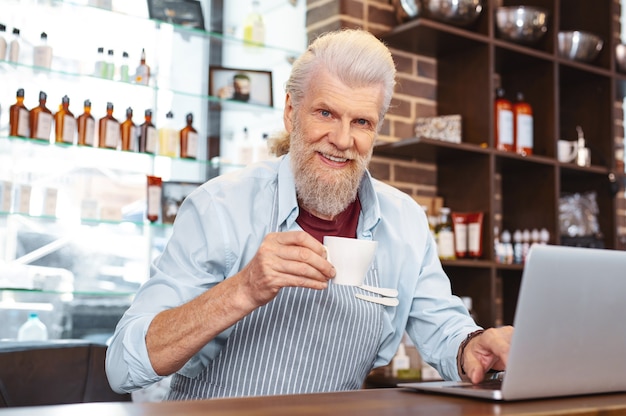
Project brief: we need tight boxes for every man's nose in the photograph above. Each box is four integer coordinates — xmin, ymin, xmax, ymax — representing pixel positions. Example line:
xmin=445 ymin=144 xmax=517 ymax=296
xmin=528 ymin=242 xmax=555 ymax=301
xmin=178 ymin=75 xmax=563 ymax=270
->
xmin=328 ymin=121 xmax=353 ymax=150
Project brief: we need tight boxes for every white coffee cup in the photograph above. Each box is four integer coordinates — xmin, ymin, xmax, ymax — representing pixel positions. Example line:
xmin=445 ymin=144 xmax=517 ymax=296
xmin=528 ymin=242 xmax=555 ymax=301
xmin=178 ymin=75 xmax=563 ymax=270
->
xmin=323 ymin=236 xmax=377 ymax=286
xmin=558 ymin=139 xmax=578 ymax=163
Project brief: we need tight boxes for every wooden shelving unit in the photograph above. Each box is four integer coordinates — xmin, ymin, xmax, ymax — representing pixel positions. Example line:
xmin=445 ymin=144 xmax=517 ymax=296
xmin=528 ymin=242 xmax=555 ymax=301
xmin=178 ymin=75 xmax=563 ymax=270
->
xmin=376 ymin=0 xmax=625 ymax=327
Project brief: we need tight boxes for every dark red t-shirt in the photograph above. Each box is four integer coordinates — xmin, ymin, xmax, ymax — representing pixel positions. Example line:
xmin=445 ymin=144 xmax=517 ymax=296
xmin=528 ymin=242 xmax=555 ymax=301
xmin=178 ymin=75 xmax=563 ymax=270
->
xmin=296 ymin=198 xmax=361 ymax=243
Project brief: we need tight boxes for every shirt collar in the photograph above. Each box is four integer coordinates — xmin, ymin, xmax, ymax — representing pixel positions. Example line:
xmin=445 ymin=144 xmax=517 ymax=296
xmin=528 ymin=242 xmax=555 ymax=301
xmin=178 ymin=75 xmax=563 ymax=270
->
xmin=276 ymin=153 xmax=381 ymax=236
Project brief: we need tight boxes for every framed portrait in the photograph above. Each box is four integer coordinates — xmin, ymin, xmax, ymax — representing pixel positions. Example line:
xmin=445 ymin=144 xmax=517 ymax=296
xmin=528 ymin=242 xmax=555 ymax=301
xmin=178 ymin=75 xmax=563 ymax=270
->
xmin=209 ymin=66 xmax=273 ymax=107
xmin=161 ymin=181 xmax=202 ymax=224
xmin=147 ymin=0 xmax=205 ymax=30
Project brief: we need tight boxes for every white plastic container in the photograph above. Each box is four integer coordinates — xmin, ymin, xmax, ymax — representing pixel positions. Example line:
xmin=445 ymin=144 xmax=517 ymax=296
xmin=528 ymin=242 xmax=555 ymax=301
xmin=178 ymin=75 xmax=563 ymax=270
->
xmin=17 ymin=313 xmax=48 ymax=341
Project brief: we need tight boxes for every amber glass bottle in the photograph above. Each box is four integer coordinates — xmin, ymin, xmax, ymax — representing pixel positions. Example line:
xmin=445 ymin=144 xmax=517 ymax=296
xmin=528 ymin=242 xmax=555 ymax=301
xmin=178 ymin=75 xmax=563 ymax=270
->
xmin=77 ymin=99 xmax=96 ymax=146
xmin=513 ymin=92 xmax=533 ymax=156
xmin=54 ymin=95 xmax=76 ymax=144
xmin=29 ymin=91 xmax=53 ymax=141
xmin=9 ymin=88 xmax=30 ymax=137
xmin=120 ymin=107 xmax=137 ymax=151
xmin=180 ymin=112 xmax=199 ymax=159
xmin=494 ymin=88 xmax=513 ymax=152
xmin=98 ymin=102 xmax=120 ymax=149
xmin=138 ymin=109 xmax=157 ymax=154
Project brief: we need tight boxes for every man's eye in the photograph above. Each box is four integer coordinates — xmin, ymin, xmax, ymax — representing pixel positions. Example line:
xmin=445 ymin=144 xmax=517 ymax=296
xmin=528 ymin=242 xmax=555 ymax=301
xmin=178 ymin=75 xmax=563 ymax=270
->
xmin=356 ymin=119 xmax=369 ymax=126
xmin=320 ymin=110 xmax=331 ymax=117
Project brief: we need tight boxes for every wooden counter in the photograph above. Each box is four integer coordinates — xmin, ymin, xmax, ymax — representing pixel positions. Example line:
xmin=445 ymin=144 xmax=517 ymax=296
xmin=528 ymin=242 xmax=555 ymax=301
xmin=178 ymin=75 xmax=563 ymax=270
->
xmin=1 ymin=388 xmax=625 ymax=415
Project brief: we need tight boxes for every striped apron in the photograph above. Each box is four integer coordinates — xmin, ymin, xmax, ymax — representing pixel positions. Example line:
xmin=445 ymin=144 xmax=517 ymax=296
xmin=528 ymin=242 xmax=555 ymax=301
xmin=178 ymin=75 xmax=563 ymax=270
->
xmin=168 ymin=190 xmax=385 ymax=400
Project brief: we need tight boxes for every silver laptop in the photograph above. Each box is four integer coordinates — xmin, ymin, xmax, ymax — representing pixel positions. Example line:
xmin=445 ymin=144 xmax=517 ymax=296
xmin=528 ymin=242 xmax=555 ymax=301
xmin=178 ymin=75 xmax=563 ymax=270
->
xmin=400 ymin=244 xmax=626 ymax=401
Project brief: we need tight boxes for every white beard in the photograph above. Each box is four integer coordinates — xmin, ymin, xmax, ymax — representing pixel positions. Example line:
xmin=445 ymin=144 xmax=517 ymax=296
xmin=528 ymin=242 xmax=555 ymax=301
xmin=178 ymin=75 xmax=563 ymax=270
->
xmin=289 ymin=124 xmax=372 ymax=219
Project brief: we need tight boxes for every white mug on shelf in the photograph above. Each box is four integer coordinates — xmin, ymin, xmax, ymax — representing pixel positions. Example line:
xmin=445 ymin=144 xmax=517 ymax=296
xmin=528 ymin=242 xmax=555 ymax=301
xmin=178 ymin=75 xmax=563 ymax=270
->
xmin=557 ymin=140 xmax=578 ymax=163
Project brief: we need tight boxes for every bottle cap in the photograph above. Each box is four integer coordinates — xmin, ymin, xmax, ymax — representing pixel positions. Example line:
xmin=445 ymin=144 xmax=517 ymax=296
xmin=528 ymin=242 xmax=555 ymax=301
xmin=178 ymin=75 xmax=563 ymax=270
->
xmin=62 ymin=95 xmax=69 ymax=104
xmin=98 ymin=47 xmax=104 ymax=53
xmin=0 ymin=24 xmax=6 ymax=32
xmin=123 ymin=51 xmax=129 ymax=58
xmin=40 ymin=32 xmax=48 ymax=40
xmin=126 ymin=107 xmax=133 ymax=116
xmin=145 ymin=109 xmax=152 ymax=116
xmin=12 ymin=28 xmax=19 ymax=35
xmin=166 ymin=111 xmax=174 ymax=118
xmin=108 ymin=49 xmax=114 ymax=56
xmin=39 ymin=91 xmax=47 ymax=101
xmin=84 ymin=99 xmax=91 ymax=106
xmin=186 ymin=113 xmax=193 ymax=122
xmin=106 ymin=101 xmax=114 ymax=110
xmin=16 ymin=88 xmax=24 ymax=97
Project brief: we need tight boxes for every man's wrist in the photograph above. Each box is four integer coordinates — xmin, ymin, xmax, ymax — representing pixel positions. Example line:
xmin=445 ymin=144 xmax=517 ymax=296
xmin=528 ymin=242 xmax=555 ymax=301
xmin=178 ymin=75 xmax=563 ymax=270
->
xmin=457 ymin=329 xmax=484 ymax=378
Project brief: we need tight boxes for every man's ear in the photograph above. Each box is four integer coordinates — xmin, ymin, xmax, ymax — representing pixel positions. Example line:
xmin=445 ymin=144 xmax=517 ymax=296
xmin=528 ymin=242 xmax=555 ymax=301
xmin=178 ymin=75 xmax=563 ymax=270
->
xmin=283 ymin=93 xmax=294 ymax=134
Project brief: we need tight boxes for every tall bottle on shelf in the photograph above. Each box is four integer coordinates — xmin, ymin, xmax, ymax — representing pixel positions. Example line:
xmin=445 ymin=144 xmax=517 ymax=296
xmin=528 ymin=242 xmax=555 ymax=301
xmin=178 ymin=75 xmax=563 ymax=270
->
xmin=494 ymin=88 xmax=514 ymax=152
xmin=77 ymin=99 xmax=96 ymax=146
xmin=120 ymin=107 xmax=137 ymax=151
xmin=54 ymin=95 xmax=76 ymax=144
xmin=435 ymin=207 xmax=455 ymax=260
xmin=33 ymin=32 xmax=52 ymax=69
xmin=104 ymin=49 xmax=115 ymax=80
xmin=0 ymin=23 xmax=7 ymax=60
xmin=8 ymin=28 xmax=20 ymax=63
xmin=29 ymin=91 xmax=53 ymax=141
xmin=180 ymin=112 xmax=198 ymax=159
xmin=158 ymin=111 xmax=178 ymax=157
xmin=9 ymin=88 xmax=30 ymax=137
xmin=134 ymin=48 xmax=150 ymax=85
xmin=98 ymin=102 xmax=120 ymax=149
xmin=94 ymin=47 xmax=105 ymax=77
xmin=138 ymin=109 xmax=157 ymax=154
xmin=119 ymin=51 xmax=130 ymax=82
xmin=243 ymin=0 xmax=265 ymax=47
xmin=513 ymin=92 xmax=533 ymax=156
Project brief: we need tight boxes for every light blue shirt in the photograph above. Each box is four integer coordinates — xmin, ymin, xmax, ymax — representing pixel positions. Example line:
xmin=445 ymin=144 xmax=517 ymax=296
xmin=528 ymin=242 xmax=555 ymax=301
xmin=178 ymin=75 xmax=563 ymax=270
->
xmin=105 ymin=154 xmax=480 ymax=393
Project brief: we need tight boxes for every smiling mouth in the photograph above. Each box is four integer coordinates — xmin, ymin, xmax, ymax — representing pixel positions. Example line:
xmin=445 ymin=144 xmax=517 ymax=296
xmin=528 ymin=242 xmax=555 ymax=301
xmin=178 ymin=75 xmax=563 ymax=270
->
xmin=321 ymin=152 xmax=349 ymax=163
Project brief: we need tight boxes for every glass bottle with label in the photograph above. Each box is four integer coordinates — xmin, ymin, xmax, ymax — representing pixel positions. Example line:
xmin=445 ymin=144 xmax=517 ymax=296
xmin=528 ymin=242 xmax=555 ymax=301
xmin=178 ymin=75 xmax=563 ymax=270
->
xmin=33 ymin=32 xmax=52 ymax=69
xmin=179 ymin=112 xmax=198 ymax=159
xmin=0 ymin=24 xmax=7 ymax=60
xmin=243 ymin=0 xmax=265 ymax=47
xmin=138 ymin=109 xmax=157 ymax=154
xmin=8 ymin=28 xmax=20 ymax=63
xmin=120 ymin=107 xmax=136 ymax=151
xmin=54 ymin=95 xmax=76 ymax=144
xmin=98 ymin=102 xmax=120 ymax=149
xmin=494 ymin=88 xmax=514 ymax=152
xmin=9 ymin=88 xmax=29 ymax=137
xmin=158 ymin=111 xmax=178 ymax=157
xmin=29 ymin=91 xmax=53 ymax=141
xmin=514 ymin=92 xmax=533 ymax=156
xmin=105 ymin=49 xmax=115 ymax=80
xmin=146 ymin=175 xmax=162 ymax=223
xmin=77 ymin=99 xmax=96 ymax=146
xmin=435 ymin=207 xmax=456 ymax=260
xmin=119 ymin=51 xmax=130 ymax=82
xmin=134 ymin=48 xmax=150 ymax=85
xmin=94 ymin=47 xmax=105 ymax=77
